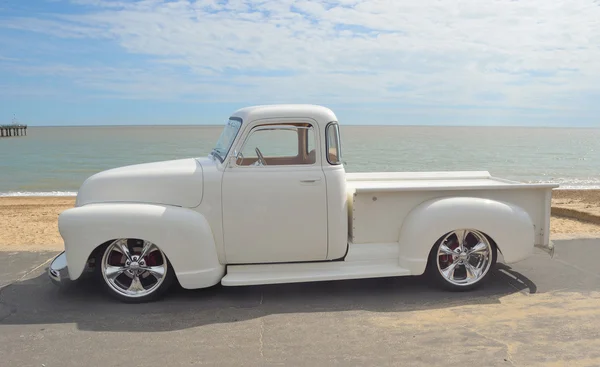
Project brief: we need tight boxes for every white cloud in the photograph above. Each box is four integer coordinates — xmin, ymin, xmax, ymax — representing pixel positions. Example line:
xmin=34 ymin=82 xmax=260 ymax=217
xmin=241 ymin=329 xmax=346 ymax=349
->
xmin=0 ymin=55 xmax=19 ymax=61
xmin=2 ymin=0 xmax=600 ymax=117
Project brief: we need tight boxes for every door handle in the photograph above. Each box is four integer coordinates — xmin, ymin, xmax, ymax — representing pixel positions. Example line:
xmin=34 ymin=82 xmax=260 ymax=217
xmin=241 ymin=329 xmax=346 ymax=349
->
xmin=300 ymin=178 xmax=321 ymax=183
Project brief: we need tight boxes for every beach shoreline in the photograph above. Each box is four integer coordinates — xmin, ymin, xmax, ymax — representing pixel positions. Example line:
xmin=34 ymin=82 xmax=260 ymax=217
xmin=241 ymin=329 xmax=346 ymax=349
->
xmin=1 ymin=190 xmax=600 ymax=252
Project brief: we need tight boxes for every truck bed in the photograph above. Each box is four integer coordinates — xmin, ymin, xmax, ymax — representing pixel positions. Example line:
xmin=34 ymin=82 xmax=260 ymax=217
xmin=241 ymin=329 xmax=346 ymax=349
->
xmin=345 ymin=171 xmax=559 ymax=251
xmin=346 ymin=171 xmax=558 ymax=193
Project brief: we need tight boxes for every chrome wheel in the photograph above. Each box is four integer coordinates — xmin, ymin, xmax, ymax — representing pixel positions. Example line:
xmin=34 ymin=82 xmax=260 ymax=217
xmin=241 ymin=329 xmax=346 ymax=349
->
xmin=100 ymin=239 xmax=168 ymax=299
xmin=436 ymin=229 xmax=494 ymax=287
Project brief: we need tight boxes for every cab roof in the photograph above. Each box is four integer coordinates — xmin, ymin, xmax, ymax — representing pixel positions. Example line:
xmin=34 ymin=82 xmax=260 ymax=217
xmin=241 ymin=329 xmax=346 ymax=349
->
xmin=230 ymin=104 xmax=339 ymax=126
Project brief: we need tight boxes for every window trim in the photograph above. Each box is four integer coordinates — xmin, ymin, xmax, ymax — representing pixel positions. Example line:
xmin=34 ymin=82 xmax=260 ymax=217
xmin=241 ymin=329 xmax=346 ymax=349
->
xmin=325 ymin=121 xmax=342 ymax=165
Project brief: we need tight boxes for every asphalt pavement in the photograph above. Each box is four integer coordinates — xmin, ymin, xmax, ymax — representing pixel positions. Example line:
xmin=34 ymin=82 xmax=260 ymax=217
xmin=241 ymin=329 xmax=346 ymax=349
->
xmin=1 ymin=238 xmax=599 ymax=367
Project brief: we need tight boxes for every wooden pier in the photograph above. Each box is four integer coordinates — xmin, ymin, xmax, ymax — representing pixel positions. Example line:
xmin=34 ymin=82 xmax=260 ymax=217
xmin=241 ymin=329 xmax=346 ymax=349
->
xmin=0 ymin=124 xmax=27 ymax=138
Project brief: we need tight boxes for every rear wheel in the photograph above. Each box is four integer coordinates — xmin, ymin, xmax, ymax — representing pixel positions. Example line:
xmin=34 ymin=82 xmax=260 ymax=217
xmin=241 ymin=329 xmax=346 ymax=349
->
xmin=96 ymin=238 xmax=175 ymax=303
xmin=427 ymin=229 xmax=497 ymax=291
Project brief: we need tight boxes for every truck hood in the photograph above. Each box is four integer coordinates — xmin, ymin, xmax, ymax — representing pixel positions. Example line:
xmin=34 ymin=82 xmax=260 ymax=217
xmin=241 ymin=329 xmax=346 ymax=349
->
xmin=76 ymin=158 xmax=208 ymax=208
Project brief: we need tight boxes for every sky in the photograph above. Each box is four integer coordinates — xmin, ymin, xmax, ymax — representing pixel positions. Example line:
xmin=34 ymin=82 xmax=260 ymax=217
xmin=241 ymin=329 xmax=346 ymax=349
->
xmin=1 ymin=0 xmax=600 ymax=127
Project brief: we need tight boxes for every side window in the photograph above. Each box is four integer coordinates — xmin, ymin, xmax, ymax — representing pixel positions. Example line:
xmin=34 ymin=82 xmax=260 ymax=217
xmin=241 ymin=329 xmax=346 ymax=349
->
xmin=326 ymin=122 xmax=342 ymax=165
xmin=237 ymin=124 xmax=316 ymax=166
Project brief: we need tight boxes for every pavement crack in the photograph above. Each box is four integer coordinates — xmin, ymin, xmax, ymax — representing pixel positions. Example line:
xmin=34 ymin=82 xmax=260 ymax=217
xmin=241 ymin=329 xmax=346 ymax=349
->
xmin=1 ymin=255 xmax=55 ymax=291
xmin=554 ymin=258 xmax=600 ymax=279
xmin=506 ymin=278 xmax=530 ymax=296
xmin=257 ymin=292 xmax=265 ymax=359
xmin=459 ymin=326 xmax=517 ymax=366
xmin=18 ymin=256 xmax=54 ymax=283
xmin=0 ymin=284 xmax=16 ymax=323
xmin=0 ymin=255 xmax=54 ymax=323
xmin=258 ymin=318 xmax=265 ymax=359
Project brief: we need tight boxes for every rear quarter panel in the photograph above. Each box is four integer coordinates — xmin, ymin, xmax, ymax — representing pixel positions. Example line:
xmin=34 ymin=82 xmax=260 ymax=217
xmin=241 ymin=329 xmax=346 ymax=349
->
xmin=351 ymin=188 xmax=551 ymax=246
xmin=350 ymin=188 xmax=553 ymax=273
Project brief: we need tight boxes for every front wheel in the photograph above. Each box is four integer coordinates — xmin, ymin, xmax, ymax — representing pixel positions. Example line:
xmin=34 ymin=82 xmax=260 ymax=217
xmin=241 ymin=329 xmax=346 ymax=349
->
xmin=427 ymin=229 xmax=497 ymax=291
xmin=96 ymin=238 xmax=175 ymax=303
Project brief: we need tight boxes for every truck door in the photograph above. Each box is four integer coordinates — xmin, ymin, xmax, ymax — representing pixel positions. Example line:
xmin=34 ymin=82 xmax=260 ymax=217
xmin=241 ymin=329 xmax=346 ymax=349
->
xmin=221 ymin=121 xmax=328 ymax=264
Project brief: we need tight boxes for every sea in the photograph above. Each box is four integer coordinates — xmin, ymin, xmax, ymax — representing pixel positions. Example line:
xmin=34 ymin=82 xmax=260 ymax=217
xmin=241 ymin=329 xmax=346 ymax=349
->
xmin=1 ymin=125 xmax=599 ymax=196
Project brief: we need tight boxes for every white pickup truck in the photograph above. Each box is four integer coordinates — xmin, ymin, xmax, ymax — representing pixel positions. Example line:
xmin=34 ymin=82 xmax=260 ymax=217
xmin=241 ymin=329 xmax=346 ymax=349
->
xmin=49 ymin=104 xmax=558 ymax=303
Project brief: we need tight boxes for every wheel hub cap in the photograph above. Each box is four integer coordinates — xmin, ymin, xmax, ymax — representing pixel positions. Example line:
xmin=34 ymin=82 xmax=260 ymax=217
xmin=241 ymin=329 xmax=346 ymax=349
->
xmin=125 ymin=256 xmax=146 ymax=273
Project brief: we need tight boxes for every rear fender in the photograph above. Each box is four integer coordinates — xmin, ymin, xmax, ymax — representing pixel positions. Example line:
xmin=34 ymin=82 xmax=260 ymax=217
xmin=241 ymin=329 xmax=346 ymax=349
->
xmin=58 ymin=203 xmax=224 ymax=289
xmin=398 ymin=197 xmax=535 ymax=275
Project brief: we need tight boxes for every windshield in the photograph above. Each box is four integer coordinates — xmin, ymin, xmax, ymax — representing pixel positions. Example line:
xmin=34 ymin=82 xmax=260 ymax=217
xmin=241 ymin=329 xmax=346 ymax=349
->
xmin=212 ymin=117 xmax=242 ymax=162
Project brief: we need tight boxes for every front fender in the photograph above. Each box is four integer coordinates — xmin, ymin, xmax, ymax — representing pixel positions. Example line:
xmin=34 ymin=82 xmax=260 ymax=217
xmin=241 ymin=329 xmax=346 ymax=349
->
xmin=58 ymin=203 xmax=224 ymax=289
xmin=398 ymin=197 xmax=534 ymax=275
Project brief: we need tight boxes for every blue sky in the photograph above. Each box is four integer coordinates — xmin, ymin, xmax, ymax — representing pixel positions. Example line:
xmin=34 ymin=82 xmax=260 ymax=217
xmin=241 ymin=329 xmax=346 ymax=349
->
xmin=1 ymin=0 xmax=600 ymax=126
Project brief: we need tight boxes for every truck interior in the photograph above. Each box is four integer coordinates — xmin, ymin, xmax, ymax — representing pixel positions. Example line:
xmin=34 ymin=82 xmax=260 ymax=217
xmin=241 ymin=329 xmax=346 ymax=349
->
xmin=235 ymin=122 xmax=317 ymax=166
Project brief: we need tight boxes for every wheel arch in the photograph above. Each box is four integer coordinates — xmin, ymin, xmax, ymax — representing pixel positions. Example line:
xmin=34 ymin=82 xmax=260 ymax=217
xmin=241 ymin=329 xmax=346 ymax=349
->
xmin=398 ymin=196 xmax=535 ymax=275
xmin=58 ymin=203 xmax=225 ymax=289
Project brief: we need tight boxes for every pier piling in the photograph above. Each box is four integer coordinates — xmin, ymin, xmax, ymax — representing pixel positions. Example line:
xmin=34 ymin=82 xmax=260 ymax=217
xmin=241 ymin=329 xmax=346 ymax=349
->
xmin=0 ymin=124 xmax=27 ymax=138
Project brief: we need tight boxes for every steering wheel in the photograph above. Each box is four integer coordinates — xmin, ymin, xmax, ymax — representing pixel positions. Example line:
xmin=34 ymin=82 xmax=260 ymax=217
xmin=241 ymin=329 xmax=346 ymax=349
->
xmin=255 ymin=147 xmax=267 ymax=166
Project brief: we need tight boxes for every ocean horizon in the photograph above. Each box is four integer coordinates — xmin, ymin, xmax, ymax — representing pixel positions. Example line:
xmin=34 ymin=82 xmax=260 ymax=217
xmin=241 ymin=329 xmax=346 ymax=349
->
xmin=1 ymin=125 xmax=599 ymax=196
xmin=23 ymin=124 xmax=600 ymax=128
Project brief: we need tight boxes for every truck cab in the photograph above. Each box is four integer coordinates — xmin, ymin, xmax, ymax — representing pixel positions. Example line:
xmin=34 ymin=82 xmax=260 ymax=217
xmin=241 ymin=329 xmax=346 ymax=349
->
xmin=213 ymin=105 xmax=349 ymax=264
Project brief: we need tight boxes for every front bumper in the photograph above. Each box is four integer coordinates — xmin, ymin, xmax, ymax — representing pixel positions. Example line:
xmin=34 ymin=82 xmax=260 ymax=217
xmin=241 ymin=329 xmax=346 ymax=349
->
xmin=48 ymin=251 xmax=72 ymax=286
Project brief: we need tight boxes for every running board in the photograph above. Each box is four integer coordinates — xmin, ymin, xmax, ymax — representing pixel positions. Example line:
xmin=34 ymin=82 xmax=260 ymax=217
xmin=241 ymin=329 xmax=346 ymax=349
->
xmin=221 ymin=260 xmax=411 ymax=286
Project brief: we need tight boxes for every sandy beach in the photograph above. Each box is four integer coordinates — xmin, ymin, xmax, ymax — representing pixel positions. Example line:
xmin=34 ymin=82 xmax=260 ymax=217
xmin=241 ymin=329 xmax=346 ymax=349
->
xmin=0 ymin=197 xmax=76 ymax=251
xmin=1 ymin=190 xmax=600 ymax=252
